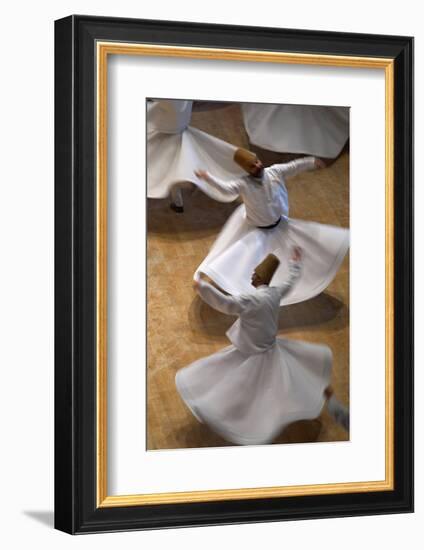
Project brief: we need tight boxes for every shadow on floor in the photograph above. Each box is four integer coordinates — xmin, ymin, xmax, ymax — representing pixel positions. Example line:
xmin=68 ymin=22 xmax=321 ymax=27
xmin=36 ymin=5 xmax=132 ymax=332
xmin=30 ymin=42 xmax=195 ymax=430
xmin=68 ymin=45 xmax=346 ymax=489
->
xmin=278 ymin=292 xmax=348 ymax=333
xmin=155 ymin=417 xmax=325 ymax=450
xmin=188 ymin=291 xmax=348 ymax=338
xmin=147 ymin=192 xmax=240 ymax=237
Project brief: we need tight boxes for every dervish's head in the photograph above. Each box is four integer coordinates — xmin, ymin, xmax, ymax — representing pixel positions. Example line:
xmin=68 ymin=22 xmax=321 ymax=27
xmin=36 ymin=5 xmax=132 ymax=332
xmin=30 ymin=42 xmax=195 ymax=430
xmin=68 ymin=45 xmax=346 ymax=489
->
xmin=234 ymin=148 xmax=264 ymax=178
xmin=251 ymin=253 xmax=280 ymax=288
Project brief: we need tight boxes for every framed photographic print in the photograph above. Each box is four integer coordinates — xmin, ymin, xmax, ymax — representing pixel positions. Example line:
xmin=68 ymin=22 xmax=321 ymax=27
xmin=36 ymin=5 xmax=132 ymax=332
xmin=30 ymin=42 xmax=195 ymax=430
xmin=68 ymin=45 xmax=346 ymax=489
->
xmin=54 ymin=15 xmax=413 ymax=534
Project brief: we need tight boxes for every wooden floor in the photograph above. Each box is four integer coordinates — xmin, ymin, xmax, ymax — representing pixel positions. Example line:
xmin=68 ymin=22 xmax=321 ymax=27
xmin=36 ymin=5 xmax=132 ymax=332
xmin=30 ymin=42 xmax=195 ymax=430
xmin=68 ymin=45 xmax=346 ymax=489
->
xmin=147 ymin=103 xmax=349 ymax=450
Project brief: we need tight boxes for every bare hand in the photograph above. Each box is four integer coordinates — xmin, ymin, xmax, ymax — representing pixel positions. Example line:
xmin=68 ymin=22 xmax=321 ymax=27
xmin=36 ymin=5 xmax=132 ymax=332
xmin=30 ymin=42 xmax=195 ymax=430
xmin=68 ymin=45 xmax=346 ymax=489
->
xmin=314 ymin=157 xmax=327 ymax=169
xmin=193 ymin=272 xmax=205 ymax=291
xmin=194 ymin=169 xmax=208 ymax=180
xmin=291 ymin=246 xmax=302 ymax=263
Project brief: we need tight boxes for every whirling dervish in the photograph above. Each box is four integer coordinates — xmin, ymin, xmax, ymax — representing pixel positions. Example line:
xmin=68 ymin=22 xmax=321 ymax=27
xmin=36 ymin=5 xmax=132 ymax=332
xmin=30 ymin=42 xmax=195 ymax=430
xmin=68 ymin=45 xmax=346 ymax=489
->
xmin=147 ymin=99 xmax=243 ymax=212
xmin=176 ymin=249 xmax=349 ymax=445
xmin=193 ymin=148 xmax=349 ymax=306
xmin=241 ymin=103 xmax=349 ymax=160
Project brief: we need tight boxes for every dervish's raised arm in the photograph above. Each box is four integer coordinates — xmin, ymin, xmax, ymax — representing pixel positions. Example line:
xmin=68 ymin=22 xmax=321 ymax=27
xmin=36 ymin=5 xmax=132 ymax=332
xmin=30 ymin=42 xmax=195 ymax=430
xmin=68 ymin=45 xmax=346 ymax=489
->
xmin=272 ymin=246 xmax=303 ymax=299
xmin=268 ymin=156 xmax=324 ymax=179
xmin=194 ymin=169 xmax=241 ymax=199
xmin=194 ymin=278 xmax=247 ymax=316
xmin=277 ymin=259 xmax=302 ymax=300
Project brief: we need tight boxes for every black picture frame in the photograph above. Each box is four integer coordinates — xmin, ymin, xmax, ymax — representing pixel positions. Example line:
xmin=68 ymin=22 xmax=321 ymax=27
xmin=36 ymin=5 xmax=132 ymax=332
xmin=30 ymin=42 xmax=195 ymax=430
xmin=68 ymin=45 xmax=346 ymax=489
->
xmin=55 ymin=15 xmax=414 ymax=534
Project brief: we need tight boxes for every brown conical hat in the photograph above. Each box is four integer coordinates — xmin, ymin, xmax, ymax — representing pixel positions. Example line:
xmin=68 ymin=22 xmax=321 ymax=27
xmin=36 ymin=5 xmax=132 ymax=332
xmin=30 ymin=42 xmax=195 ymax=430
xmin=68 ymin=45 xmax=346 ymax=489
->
xmin=234 ymin=148 xmax=258 ymax=172
xmin=254 ymin=253 xmax=280 ymax=285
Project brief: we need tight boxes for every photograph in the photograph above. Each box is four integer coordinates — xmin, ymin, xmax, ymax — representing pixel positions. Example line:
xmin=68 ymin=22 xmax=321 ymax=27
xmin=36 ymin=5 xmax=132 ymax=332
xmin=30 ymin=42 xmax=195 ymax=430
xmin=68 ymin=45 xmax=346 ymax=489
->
xmin=146 ymin=98 xmax=350 ymax=450
xmin=53 ymin=15 xmax=413 ymax=533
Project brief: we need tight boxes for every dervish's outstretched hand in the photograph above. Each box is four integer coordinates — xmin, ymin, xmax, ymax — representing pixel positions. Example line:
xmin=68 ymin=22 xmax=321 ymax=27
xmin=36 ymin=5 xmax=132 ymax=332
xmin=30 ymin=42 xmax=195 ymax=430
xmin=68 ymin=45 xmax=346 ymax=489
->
xmin=314 ymin=157 xmax=327 ymax=169
xmin=194 ymin=169 xmax=208 ymax=180
xmin=291 ymin=246 xmax=303 ymax=263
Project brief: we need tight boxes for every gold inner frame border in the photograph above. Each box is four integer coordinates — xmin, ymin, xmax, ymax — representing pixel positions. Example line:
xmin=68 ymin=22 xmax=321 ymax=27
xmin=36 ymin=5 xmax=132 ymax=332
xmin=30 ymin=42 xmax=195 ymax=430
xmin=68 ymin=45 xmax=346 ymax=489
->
xmin=96 ymin=42 xmax=394 ymax=508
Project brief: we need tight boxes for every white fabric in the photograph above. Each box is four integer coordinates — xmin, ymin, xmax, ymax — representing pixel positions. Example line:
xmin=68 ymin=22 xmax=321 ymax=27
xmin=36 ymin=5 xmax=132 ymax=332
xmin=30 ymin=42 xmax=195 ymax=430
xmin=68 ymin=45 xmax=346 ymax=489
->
xmin=147 ymin=99 xmax=244 ymax=200
xmin=175 ymin=273 xmax=332 ymax=445
xmin=148 ymin=99 xmax=192 ymax=133
xmin=242 ymin=103 xmax=349 ymax=158
xmin=203 ymin=156 xmax=315 ymax=227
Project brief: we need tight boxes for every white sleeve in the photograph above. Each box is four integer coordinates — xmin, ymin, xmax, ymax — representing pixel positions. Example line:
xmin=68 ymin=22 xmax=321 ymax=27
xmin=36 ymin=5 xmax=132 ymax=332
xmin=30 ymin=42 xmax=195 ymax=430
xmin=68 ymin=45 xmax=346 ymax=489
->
xmin=196 ymin=280 xmax=245 ymax=315
xmin=202 ymin=172 xmax=241 ymax=198
xmin=276 ymin=260 xmax=302 ymax=299
xmin=268 ymin=156 xmax=316 ymax=179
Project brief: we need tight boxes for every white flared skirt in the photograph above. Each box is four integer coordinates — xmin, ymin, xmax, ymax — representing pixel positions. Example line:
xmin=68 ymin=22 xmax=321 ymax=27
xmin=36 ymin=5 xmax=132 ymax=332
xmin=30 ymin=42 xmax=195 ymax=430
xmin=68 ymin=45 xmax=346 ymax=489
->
xmin=147 ymin=126 xmax=243 ymax=200
xmin=242 ymin=103 xmax=349 ymax=159
xmin=176 ymin=339 xmax=332 ymax=445
xmin=195 ymin=205 xmax=349 ymax=306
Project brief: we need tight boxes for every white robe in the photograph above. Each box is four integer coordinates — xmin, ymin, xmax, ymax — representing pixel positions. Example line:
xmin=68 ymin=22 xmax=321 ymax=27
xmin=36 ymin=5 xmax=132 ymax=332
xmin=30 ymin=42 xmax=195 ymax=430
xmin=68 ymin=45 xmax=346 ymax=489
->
xmin=201 ymin=156 xmax=314 ymax=227
xmin=176 ymin=266 xmax=332 ymax=445
xmin=242 ymin=103 xmax=349 ymax=159
xmin=195 ymin=160 xmax=349 ymax=305
xmin=147 ymin=100 xmax=244 ymax=200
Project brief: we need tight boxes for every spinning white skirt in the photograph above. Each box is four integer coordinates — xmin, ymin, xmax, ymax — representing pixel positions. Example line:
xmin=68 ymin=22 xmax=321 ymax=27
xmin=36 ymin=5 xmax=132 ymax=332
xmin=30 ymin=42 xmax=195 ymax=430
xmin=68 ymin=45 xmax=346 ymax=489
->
xmin=195 ymin=205 xmax=349 ymax=306
xmin=176 ymin=339 xmax=332 ymax=445
xmin=147 ymin=99 xmax=243 ymax=200
xmin=242 ymin=103 xmax=349 ymax=159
